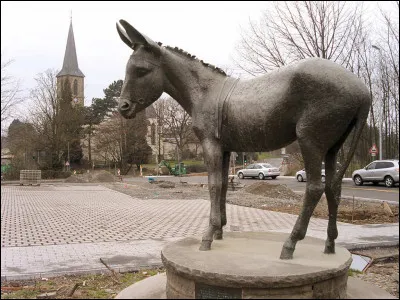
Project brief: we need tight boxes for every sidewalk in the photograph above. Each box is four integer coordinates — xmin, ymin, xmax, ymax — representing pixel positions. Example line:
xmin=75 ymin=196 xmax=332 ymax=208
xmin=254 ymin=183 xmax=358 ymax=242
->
xmin=1 ymin=179 xmax=64 ymax=185
xmin=1 ymin=184 xmax=398 ymax=280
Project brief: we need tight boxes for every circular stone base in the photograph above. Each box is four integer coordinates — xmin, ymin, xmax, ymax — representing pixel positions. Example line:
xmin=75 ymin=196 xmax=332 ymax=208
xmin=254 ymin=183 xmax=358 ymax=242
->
xmin=161 ymin=232 xmax=352 ymax=299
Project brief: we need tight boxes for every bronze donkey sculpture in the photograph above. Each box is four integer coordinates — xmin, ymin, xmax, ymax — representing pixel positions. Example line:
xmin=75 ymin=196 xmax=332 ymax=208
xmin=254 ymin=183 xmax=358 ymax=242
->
xmin=116 ymin=20 xmax=371 ymax=259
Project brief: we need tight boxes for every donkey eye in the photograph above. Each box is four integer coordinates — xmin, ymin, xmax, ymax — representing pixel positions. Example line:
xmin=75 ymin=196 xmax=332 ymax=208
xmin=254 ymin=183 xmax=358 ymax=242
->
xmin=136 ymin=67 xmax=150 ymax=77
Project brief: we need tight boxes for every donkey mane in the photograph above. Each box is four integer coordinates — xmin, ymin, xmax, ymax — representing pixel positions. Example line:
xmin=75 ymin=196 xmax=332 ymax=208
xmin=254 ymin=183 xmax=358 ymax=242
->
xmin=157 ymin=42 xmax=227 ymax=76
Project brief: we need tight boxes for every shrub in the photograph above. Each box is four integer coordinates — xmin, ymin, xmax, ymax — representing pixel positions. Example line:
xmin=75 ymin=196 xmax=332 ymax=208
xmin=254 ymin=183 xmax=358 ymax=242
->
xmin=41 ymin=170 xmax=72 ymax=179
xmin=185 ymin=164 xmax=207 ymax=174
xmin=3 ymin=167 xmax=20 ymax=180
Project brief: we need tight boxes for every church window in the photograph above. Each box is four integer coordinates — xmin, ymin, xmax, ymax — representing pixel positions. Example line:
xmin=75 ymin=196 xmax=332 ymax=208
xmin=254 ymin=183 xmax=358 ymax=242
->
xmin=73 ymin=79 xmax=78 ymax=95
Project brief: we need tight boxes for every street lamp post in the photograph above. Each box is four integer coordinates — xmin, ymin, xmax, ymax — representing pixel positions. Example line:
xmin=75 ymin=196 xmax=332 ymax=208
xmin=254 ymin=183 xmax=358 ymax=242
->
xmin=67 ymin=142 xmax=70 ymax=171
xmin=156 ymin=123 xmax=159 ymax=176
xmin=379 ymin=122 xmax=383 ymax=160
xmin=372 ymin=45 xmax=383 ymax=160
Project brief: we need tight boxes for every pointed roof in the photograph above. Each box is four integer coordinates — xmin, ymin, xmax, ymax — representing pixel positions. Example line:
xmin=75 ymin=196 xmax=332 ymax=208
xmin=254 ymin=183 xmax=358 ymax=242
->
xmin=146 ymin=105 xmax=157 ymax=118
xmin=57 ymin=20 xmax=85 ymax=77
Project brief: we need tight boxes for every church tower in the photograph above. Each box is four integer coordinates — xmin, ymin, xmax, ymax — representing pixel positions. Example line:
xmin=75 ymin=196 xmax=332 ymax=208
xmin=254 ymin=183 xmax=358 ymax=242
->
xmin=57 ymin=19 xmax=85 ymax=106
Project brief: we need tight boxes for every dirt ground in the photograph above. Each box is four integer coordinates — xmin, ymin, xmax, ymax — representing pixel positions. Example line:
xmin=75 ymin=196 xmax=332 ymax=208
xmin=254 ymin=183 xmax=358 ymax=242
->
xmin=1 ymin=268 xmax=164 ymax=299
xmin=106 ymin=180 xmax=399 ymax=225
xmin=64 ymin=171 xmax=118 ymax=184
xmin=239 ymin=182 xmax=399 ymax=224
xmin=352 ymin=247 xmax=399 ymax=298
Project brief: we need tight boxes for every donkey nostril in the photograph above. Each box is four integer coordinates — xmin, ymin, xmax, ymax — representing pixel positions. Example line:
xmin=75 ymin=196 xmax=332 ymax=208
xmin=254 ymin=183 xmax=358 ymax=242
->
xmin=120 ymin=101 xmax=130 ymax=111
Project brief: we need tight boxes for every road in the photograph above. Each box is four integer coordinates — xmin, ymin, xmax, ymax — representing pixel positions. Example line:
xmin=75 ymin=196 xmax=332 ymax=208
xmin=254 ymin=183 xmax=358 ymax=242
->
xmin=124 ymin=175 xmax=399 ymax=203
xmin=269 ymin=177 xmax=399 ymax=203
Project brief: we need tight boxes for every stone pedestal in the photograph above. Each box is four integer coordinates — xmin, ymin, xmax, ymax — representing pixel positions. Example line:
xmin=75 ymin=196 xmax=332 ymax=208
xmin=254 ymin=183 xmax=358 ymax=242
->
xmin=161 ymin=232 xmax=352 ymax=299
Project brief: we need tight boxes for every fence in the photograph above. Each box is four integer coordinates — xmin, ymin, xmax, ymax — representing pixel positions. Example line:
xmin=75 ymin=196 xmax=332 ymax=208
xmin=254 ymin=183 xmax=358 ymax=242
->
xmin=20 ymin=170 xmax=41 ymax=186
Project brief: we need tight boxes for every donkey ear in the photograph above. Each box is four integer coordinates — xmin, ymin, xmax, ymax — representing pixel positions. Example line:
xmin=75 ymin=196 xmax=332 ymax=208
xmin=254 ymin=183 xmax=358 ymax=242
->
xmin=118 ymin=20 xmax=161 ymax=55
xmin=116 ymin=22 xmax=134 ymax=49
xmin=118 ymin=20 xmax=148 ymax=46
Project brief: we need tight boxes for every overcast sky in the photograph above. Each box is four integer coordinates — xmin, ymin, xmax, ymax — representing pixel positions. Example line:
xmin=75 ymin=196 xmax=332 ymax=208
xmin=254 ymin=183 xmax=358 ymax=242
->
xmin=1 ymin=1 xmax=269 ymax=109
xmin=1 ymin=1 xmax=392 ymax=121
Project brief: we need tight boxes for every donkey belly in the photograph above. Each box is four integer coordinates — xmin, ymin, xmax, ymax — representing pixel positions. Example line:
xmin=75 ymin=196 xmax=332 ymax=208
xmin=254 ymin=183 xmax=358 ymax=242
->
xmin=219 ymin=74 xmax=299 ymax=152
xmin=221 ymin=111 xmax=297 ymax=152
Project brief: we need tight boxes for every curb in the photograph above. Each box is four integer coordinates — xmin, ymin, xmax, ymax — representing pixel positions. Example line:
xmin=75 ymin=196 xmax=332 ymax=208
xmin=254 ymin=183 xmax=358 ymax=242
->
xmin=340 ymin=241 xmax=399 ymax=251
xmin=1 ymin=180 xmax=64 ymax=185
xmin=292 ymin=190 xmax=399 ymax=206
xmin=341 ymin=195 xmax=399 ymax=206
xmin=1 ymin=263 xmax=165 ymax=282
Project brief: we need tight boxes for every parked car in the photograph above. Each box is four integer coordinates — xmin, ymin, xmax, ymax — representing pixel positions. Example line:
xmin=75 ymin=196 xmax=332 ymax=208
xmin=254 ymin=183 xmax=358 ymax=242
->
xmin=352 ymin=159 xmax=399 ymax=187
xmin=296 ymin=169 xmax=326 ymax=183
xmin=237 ymin=163 xmax=280 ymax=180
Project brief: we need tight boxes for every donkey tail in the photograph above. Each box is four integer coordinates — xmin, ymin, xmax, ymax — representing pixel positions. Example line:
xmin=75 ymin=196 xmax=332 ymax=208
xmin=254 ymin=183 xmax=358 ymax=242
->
xmin=333 ymin=104 xmax=370 ymax=186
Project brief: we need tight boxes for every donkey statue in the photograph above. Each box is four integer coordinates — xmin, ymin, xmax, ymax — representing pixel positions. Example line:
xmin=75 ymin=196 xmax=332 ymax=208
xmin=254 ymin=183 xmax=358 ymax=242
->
xmin=116 ymin=20 xmax=371 ymax=259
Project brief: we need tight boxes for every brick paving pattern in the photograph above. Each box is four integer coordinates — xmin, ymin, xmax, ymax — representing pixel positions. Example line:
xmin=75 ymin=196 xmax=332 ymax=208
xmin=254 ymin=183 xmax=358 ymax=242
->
xmin=1 ymin=185 xmax=398 ymax=279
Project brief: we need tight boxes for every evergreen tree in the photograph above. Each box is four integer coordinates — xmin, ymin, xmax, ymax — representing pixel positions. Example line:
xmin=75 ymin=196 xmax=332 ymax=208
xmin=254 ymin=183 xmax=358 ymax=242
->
xmin=59 ymin=78 xmax=83 ymax=164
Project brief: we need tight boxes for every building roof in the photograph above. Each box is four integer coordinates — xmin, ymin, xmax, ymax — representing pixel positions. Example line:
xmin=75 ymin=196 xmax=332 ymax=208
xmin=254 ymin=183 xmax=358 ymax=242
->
xmin=146 ymin=105 xmax=157 ymax=118
xmin=57 ymin=21 xmax=85 ymax=78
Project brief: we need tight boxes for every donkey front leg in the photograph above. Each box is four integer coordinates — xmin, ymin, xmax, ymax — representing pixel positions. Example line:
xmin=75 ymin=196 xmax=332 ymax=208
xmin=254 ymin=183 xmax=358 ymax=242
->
xmin=214 ymin=151 xmax=231 ymax=240
xmin=199 ymin=139 xmax=224 ymax=251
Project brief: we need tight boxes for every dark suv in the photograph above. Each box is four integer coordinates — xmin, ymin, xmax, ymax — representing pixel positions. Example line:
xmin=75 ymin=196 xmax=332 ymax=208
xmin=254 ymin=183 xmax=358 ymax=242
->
xmin=352 ymin=160 xmax=399 ymax=187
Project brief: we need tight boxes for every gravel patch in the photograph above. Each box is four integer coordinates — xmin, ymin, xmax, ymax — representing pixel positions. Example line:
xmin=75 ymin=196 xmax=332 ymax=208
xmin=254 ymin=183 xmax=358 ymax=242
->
xmin=352 ymin=247 xmax=399 ymax=298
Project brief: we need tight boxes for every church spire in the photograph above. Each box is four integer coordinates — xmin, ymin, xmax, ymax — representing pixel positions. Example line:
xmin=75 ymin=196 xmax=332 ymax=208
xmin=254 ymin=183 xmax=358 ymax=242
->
xmin=57 ymin=19 xmax=85 ymax=77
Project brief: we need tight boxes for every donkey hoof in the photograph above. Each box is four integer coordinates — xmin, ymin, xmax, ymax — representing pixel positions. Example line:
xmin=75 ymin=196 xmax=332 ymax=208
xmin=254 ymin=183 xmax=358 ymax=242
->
xmin=214 ymin=230 xmax=223 ymax=240
xmin=324 ymin=242 xmax=336 ymax=254
xmin=199 ymin=240 xmax=212 ymax=251
xmin=280 ymin=246 xmax=294 ymax=260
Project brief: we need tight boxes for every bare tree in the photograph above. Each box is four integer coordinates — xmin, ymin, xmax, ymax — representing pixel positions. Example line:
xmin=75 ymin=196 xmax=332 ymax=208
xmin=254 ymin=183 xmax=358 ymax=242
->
xmin=373 ymin=1 xmax=399 ymax=159
xmin=91 ymin=110 xmax=151 ymax=172
xmin=157 ymin=97 xmax=198 ymax=161
xmin=29 ymin=69 xmax=64 ymax=169
xmin=91 ymin=115 xmax=123 ymax=166
xmin=152 ymin=98 xmax=167 ymax=160
xmin=1 ymin=54 xmax=24 ymax=129
xmin=6 ymin=119 xmax=39 ymax=172
xmin=233 ymin=1 xmax=400 ymax=172
xmin=234 ymin=1 xmax=364 ymax=75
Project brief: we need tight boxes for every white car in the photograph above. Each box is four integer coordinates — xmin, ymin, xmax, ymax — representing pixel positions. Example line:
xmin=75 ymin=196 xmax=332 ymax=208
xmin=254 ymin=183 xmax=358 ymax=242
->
xmin=352 ymin=160 xmax=399 ymax=187
xmin=237 ymin=163 xmax=280 ymax=180
xmin=296 ymin=169 xmax=326 ymax=183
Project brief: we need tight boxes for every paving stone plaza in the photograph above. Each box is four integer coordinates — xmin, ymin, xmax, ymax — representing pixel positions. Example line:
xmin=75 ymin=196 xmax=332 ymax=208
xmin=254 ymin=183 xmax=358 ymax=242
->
xmin=1 ymin=184 xmax=398 ymax=280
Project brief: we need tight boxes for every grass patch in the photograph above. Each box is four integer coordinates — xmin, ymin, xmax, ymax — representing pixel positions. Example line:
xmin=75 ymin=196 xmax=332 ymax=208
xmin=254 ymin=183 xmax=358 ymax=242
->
xmin=182 ymin=160 xmax=204 ymax=166
xmin=1 ymin=268 xmax=164 ymax=299
xmin=348 ymin=268 xmax=363 ymax=276
xmin=2 ymin=289 xmax=40 ymax=299
xmin=142 ymin=160 xmax=203 ymax=168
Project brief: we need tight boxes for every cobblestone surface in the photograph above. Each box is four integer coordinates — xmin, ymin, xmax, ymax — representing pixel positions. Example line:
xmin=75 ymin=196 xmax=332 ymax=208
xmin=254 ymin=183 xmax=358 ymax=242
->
xmin=1 ymin=183 xmax=398 ymax=283
xmin=1 ymin=185 xmax=311 ymax=248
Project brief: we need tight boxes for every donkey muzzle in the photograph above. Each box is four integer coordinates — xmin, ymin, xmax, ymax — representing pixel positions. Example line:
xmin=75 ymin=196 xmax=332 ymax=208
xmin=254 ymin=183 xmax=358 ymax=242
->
xmin=118 ymin=99 xmax=136 ymax=119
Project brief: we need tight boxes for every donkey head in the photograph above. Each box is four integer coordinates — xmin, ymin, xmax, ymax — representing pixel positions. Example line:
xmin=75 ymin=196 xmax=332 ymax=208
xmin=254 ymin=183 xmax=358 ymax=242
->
xmin=116 ymin=20 xmax=163 ymax=119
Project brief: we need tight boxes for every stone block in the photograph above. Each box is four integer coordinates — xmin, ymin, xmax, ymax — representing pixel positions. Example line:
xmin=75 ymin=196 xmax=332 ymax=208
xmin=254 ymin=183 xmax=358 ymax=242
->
xmin=166 ymin=270 xmax=194 ymax=299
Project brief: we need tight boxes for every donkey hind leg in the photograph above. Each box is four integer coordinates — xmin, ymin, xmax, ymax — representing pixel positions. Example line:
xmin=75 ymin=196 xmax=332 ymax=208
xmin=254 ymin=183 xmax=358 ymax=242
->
xmin=280 ymin=139 xmax=325 ymax=260
xmin=199 ymin=140 xmax=223 ymax=251
xmin=214 ymin=151 xmax=231 ymax=240
xmin=324 ymin=147 xmax=342 ymax=254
